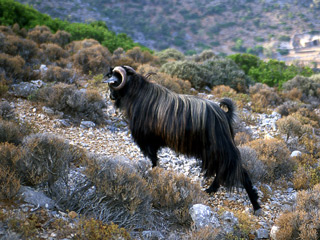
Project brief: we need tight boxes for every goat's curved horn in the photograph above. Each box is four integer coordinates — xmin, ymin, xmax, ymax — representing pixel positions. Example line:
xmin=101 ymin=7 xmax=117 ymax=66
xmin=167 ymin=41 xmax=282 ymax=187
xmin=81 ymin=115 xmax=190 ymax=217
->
xmin=112 ymin=66 xmax=127 ymax=90
xmin=124 ymin=65 xmax=136 ymax=74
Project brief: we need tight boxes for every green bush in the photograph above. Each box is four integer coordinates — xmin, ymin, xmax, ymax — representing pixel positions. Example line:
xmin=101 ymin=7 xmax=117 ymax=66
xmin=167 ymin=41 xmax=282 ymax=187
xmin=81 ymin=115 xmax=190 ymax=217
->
xmin=248 ymin=59 xmax=313 ymax=87
xmin=160 ymin=57 xmax=250 ymax=91
xmin=160 ymin=60 xmax=208 ymax=89
xmin=192 ymin=49 xmax=215 ymax=62
xmin=155 ymin=48 xmax=185 ymax=65
xmin=0 ymin=0 xmax=149 ymax=53
xmin=202 ymin=57 xmax=250 ymax=92
xmin=283 ymin=75 xmax=320 ymax=98
xmin=228 ymin=53 xmax=260 ymax=75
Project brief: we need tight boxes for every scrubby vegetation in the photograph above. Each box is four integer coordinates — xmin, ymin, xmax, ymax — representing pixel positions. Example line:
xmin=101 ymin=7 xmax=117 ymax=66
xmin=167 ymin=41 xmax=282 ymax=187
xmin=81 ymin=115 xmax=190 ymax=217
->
xmin=0 ymin=2 xmax=320 ymax=239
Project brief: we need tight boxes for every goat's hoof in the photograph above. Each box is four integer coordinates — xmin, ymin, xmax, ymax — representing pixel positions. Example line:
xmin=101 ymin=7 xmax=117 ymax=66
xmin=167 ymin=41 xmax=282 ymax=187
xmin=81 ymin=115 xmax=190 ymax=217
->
xmin=254 ymin=208 xmax=263 ymax=216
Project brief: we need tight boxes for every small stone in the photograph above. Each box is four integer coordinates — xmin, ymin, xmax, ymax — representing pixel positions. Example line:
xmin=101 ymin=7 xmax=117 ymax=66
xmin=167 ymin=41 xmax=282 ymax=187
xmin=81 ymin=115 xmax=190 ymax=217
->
xmin=68 ymin=211 xmax=78 ymax=219
xmin=290 ymin=150 xmax=302 ymax=158
xmin=80 ymin=121 xmax=96 ymax=129
xmin=270 ymin=225 xmax=279 ymax=240
xmin=42 ymin=106 xmax=55 ymax=115
xmin=255 ymin=228 xmax=269 ymax=239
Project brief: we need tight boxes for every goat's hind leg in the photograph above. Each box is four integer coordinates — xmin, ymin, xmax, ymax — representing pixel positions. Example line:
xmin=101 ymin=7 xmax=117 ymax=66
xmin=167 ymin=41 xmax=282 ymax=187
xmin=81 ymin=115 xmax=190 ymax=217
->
xmin=205 ymin=175 xmax=220 ymax=194
xmin=242 ymin=168 xmax=262 ymax=215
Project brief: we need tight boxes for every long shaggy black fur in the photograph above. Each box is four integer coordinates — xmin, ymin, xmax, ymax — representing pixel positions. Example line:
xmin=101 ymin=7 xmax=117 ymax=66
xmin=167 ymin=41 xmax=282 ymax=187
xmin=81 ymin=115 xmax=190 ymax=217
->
xmin=106 ymin=66 xmax=261 ymax=212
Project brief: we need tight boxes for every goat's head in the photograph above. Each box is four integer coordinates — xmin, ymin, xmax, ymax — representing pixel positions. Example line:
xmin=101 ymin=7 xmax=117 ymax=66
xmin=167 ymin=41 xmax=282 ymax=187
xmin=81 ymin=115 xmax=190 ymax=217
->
xmin=103 ymin=66 xmax=136 ymax=100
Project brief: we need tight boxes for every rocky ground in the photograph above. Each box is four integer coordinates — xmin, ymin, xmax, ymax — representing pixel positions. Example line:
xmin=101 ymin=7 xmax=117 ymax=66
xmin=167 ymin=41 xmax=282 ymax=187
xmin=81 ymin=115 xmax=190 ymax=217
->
xmin=1 ymin=94 xmax=301 ymax=239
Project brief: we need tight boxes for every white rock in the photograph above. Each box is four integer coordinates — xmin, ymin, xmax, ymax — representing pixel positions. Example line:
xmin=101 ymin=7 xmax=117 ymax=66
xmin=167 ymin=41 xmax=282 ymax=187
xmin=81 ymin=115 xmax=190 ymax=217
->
xmin=189 ymin=204 xmax=220 ymax=228
xmin=80 ymin=121 xmax=96 ymax=129
xmin=270 ymin=225 xmax=279 ymax=240
xmin=256 ymin=228 xmax=269 ymax=239
xmin=290 ymin=150 xmax=302 ymax=158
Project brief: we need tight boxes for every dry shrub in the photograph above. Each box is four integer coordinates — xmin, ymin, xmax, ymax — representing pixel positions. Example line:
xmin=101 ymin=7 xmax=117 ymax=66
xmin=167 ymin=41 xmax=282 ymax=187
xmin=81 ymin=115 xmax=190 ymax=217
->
xmin=186 ymin=226 xmax=220 ymax=240
xmin=137 ymin=64 xmax=192 ymax=94
xmin=293 ymin=165 xmax=310 ymax=190
xmin=36 ymin=83 xmax=107 ymax=124
xmin=111 ymin=56 xmax=138 ymax=69
xmin=0 ymin=142 xmax=22 ymax=169
xmin=211 ymin=85 xmax=251 ymax=108
xmin=211 ymin=85 xmax=237 ymax=98
xmin=293 ymin=108 xmax=320 ymax=128
xmin=0 ymin=74 xmax=9 ymax=97
xmin=17 ymin=133 xmax=75 ymax=187
xmin=277 ymin=116 xmax=306 ymax=141
xmin=275 ymin=184 xmax=320 ymax=240
xmin=293 ymin=153 xmax=320 ymax=190
xmin=0 ymin=165 xmax=20 ymax=200
xmin=73 ymin=44 xmax=112 ymax=74
xmin=66 ymin=39 xmax=100 ymax=54
xmin=126 ymin=46 xmax=155 ymax=64
xmin=50 ymin=30 xmax=71 ymax=47
xmin=249 ymin=83 xmax=282 ymax=112
xmin=1 ymin=34 xmax=38 ymax=61
xmin=42 ymin=66 xmax=76 ymax=83
xmin=274 ymin=211 xmax=299 ymax=240
xmin=245 ymin=138 xmax=294 ymax=181
xmin=0 ymin=100 xmax=15 ymax=120
xmin=40 ymin=43 xmax=69 ymax=62
xmin=238 ymin=146 xmax=266 ymax=183
xmin=232 ymin=209 xmax=257 ymax=238
xmin=0 ymin=142 xmax=22 ymax=199
xmin=0 ymin=26 xmax=14 ymax=35
xmin=0 ymin=119 xmax=24 ymax=145
xmin=12 ymin=23 xmax=27 ymax=38
xmin=147 ymin=168 xmax=207 ymax=226
xmin=234 ymin=132 xmax=252 ymax=146
xmin=27 ymin=25 xmax=52 ymax=44
xmin=282 ymin=87 xmax=303 ymax=101
xmin=81 ymin=156 xmax=154 ymax=229
xmin=0 ymin=53 xmax=25 ymax=81
xmin=75 ymin=218 xmax=131 ymax=240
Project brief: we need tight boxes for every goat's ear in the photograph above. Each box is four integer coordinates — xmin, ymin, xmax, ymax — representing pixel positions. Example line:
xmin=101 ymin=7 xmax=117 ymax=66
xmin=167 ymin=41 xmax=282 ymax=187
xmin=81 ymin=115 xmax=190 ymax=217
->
xmin=104 ymin=67 xmax=113 ymax=78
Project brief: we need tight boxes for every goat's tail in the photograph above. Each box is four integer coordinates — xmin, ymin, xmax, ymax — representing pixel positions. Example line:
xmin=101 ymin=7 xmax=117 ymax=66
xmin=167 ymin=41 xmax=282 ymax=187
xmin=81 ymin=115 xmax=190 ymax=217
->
xmin=219 ymin=98 xmax=236 ymax=139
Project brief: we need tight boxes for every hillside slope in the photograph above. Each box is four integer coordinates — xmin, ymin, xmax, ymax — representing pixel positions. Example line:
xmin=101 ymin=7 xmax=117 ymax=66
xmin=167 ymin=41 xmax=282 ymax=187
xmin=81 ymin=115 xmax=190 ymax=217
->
xmin=15 ymin=0 xmax=320 ymax=55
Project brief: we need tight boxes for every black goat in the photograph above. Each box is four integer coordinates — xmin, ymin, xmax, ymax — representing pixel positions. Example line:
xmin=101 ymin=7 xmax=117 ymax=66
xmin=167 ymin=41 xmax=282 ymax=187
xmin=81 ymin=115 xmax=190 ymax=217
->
xmin=103 ymin=66 xmax=261 ymax=214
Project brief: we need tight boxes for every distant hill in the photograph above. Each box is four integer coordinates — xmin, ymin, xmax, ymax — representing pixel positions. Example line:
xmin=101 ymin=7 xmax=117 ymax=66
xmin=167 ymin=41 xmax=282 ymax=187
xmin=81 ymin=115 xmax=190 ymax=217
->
xmin=15 ymin=0 xmax=320 ymax=56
